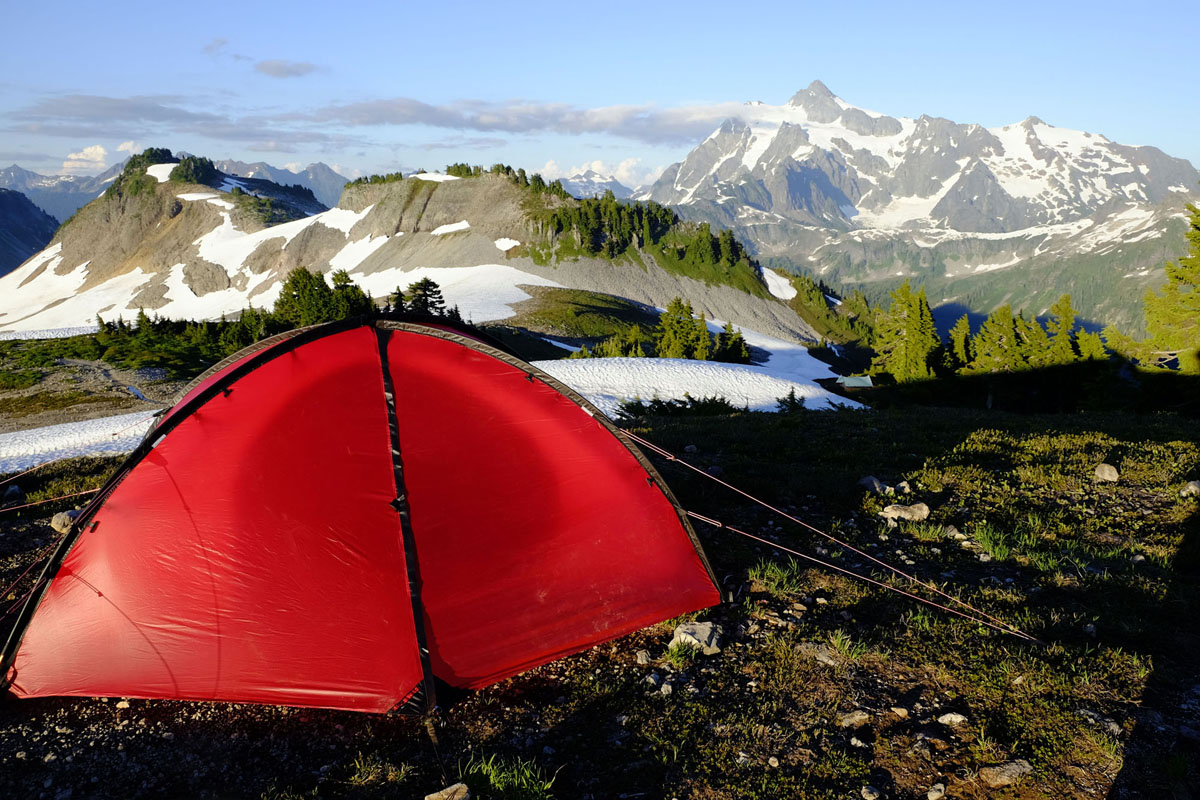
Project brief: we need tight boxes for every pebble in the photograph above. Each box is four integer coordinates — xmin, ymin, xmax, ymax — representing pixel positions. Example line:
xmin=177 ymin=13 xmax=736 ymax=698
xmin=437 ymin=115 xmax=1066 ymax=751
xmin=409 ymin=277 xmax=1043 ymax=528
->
xmin=115 ymin=700 xmax=130 ymax=709
xmin=861 ymin=786 xmax=881 ymax=800
xmin=1094 ymin=463 xmax=1120 ymax=483
xmin=838 ymin=710 xmax=871 ymax=728
xmin=1131 ymin=554 xmax=1146 ymax=564
xmin=660 ymin=684 xmax=673 ymax=696
xmin=926 ymin=783 xmax=946 ymax=800
xmin=937 ymin=712 xmax=967 ymax=727
xmin=635 ymin=649 xmax=651 ymax=665
xmin=890 ymin=706 xmax=909 ymax=719
xmin=767 ymin=756 xmax=779 ymax=768
xmin=850 ymin=736 xmax=869 ymax=748
xmin=978 ymin=552 xmax=992 ymax=562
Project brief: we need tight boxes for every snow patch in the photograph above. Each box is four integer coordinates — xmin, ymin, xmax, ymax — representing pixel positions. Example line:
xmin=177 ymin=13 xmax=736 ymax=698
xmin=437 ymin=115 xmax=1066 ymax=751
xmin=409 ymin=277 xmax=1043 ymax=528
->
xmin=146 ymin=163 xmax=175 ymax=183
xmin=348 ymin=264 xmax=561 ymax=322
xmin=411 ymin=173 xmax=460 ymax=182
xmin=761 ymin=267 xmax=798 ymax=300
xmin=494 ymin=237 xmax=521 ymax=252
xmin=431 ymin=220 xmax=470 ymax=236
xmin=329 ymin=235 xmax=390 ymax=271
xmin=317 ymin=205 xmax=374 ymax=235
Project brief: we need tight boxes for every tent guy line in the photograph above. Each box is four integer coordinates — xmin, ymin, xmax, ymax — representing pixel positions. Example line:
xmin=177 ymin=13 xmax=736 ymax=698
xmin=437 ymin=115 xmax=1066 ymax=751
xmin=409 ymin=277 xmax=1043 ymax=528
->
xmin=624 ymin=430 xmax=1038 ymax=643
xmin=686 ymin=510 xmax=1039 ymax=643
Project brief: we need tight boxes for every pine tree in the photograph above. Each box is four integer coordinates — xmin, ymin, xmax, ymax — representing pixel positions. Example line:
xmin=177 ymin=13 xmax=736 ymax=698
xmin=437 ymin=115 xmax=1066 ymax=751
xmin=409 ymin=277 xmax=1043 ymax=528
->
xmin=273 ymin=267 xmax=338 ymax=328
xmin=404 ymin=278 xmax=446 ymax=316
xmin=869 ymin=280 xmax=940 ymax=382
xmin=655 ymin=297 xmax=700 ymax=358
xmin=1045 ymin=294 xmax=1079 ymax=365
xmin=948 ymin=314 xmax=973 ymax=371
xmin=714 ymin=321 xmax=751 ymax=363
xmin=1143 ymin=201 xmax=1200 ymax=372
xmin=968 ymin=305 xmax=1024 ymax=372
xmin=1076 ymin=331 xmax=1108 ymax=361
xmin=692 ymin=314 xmax=711 ymax=361
xmin=1016 ymin=312 xmax=1052 ymax=367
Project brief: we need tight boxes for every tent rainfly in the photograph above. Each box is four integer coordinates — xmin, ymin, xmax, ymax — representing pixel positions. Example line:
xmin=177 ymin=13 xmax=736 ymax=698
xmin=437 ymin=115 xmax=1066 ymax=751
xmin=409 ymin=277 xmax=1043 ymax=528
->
xmin=0 ymin=319 xmax=720 ymax=712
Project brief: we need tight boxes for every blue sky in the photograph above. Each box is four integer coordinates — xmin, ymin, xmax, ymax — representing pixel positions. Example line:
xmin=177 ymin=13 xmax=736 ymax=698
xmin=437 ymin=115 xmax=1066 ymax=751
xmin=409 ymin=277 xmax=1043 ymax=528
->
xmin=2 ymin=0 xmax=1196 ymax=186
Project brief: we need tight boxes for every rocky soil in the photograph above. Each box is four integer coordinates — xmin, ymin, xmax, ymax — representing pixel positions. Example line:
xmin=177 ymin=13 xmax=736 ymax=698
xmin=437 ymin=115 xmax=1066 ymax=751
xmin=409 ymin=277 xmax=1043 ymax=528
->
xmin=1 ymin=407 xmax=1198 ymax=799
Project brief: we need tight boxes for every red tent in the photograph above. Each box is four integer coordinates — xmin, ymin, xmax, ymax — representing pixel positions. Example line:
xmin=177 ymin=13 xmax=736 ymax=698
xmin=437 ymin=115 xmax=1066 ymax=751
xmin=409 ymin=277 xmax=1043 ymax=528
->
xmin=0 ymin=320 xmax=719 ymax=712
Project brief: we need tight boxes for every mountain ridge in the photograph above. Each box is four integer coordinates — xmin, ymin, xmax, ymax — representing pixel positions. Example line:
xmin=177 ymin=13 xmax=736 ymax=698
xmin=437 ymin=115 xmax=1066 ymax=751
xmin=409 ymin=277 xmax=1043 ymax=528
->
xmin=642 ymin=82 xmax=1199 ymax=332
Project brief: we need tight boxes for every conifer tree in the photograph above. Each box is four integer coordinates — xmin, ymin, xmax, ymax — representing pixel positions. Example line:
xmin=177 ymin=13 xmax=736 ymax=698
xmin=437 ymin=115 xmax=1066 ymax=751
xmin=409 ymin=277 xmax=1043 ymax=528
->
xmin=655 ymin=297 xmax=700 ymax=358
xmin=948 ymin=314 xmax=973 ymax=371
xmin=273 ymin=267 xmax=338 ymax=328
xmin=968 ymin=305 xmax=1024 ymax=372
xmin=869 ymin=280 xmax=940 ymax=382
xmin=1016 ymin=312 xmax=1052 ymax=367
xmin=693 ymin=314 xmax=711 ymax=361
xmin=1143 ymin=201 xmax=1200 ymax=372
xmin=1076 ymin=331 xmax=1108 ymax=361
xmin=713 ymin=321 xmax=751 ymax=363
xmin=403 ymin=278 xmax=447 ymax=316
xmin=1045 ymin=294 xmax=1079 ymax=365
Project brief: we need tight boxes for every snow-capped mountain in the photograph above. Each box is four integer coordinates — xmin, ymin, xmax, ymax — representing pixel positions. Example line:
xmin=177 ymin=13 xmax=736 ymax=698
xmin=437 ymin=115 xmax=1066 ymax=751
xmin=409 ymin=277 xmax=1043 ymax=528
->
xmin=214 ymin=160 xmax=349 ymax=207
xmin=0 ymin=163 xmax=126 ymax=222
xmin=558 ymin=170 xmax=633 ymax=200
xmin=644 ymin=81 xmax=1200 ymax=331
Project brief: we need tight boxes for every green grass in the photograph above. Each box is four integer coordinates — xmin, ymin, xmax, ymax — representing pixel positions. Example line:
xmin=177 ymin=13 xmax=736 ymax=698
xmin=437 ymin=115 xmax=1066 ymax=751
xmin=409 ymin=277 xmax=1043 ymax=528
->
xmin=505 ymin=287 xmax=659 ymax=339
xmin=0 ymin=391 xmax=118 ymax=417
xmin=458 ymin=754 xmax=558 ymax=800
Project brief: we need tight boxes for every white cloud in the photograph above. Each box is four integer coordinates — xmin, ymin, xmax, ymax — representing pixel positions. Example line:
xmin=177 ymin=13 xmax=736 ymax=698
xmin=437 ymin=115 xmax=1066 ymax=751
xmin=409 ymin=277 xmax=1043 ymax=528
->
xmin=116 ymin=140 xmax=138 ymax=153
xmin=61 ymin=144 xmax=108 ymax=175
xmin=283 ymin=162 xmax=303 ymax=172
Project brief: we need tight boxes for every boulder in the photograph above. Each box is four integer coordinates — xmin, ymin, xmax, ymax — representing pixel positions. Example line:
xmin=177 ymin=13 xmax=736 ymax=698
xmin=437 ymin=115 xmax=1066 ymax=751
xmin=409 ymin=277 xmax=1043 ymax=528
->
xmin=857 ymin=476 xmax=886 ymax=493
xmin=670 ymin=621 xmax=722 ymax=655
xmin=50 ymin=509 xmax=82 ymax=534
xmin=879 ymin=503 xmax=930 ymax=523
xmin=978 ymin=759 xmax=1032 ymax=788
xmin=1094 ymin=463 xmax=1120 ymax=483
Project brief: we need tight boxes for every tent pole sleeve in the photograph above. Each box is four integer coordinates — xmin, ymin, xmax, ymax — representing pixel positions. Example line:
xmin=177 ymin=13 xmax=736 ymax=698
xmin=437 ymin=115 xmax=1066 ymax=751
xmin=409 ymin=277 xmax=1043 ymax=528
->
xmin=376 ymin=326 xmax=438 ymax=712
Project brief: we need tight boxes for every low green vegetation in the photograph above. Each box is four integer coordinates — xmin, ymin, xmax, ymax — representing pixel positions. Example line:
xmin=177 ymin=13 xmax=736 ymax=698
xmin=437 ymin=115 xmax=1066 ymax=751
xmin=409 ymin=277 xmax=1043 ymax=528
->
xmin=103 ymin=147 xmax=176 ymax=200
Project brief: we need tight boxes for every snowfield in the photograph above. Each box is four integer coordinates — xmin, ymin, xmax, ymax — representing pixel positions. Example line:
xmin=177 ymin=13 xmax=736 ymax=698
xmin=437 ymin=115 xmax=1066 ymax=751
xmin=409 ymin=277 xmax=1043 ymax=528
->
xmin=0 ymin=411 xmax=158 ymax=473
xmin=535 ymin=356 xmax=855 ymax=417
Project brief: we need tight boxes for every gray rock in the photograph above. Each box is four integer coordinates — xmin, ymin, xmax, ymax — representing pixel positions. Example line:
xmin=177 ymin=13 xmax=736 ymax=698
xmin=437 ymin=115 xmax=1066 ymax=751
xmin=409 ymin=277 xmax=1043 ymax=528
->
xmin=670 ymin=621 xmax=723 ymax=655
xmin=643 ymin=673 xmax=661 ymax=688
xmin=660 ymin=683 xmax=673 ymax=696
xmin=979 ymin=759 xmax=1032 ymax=788
xmin=838 ymin=710 xmax=871 ymax=728
xmin=1094 ymin=463 xmax=1120 ymax=483
xmin=879 ymin=502 xmax=930 ymax=523
xmin=1181 ymin=480 xmax=1200 ymax=497
xmin=896 ymin=480 xmax=912 ymax=495
xmin=425 ymin=783 xmax=471 ymax=800
xmin=937 ymin=712 xmax=967 ymax=727
xmin=635 ymin=649 xmax=651 ymax=665
xmin=2 ymin=484 xmax=23 ymax=504
xmin=49 ymin=509 xmax=82 ymax=534
xmin=858 ymin=476 xmax=887 ymax=493
xmin=767 ymin=756 xmax=779 ymax=768
xmin=861 ymin=786 xmax=881 ymax=800
xmin=926 ymin=783 xmax=946 ymax=800
xmin=1131 ymin=554 xmax=1146 ymax=565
